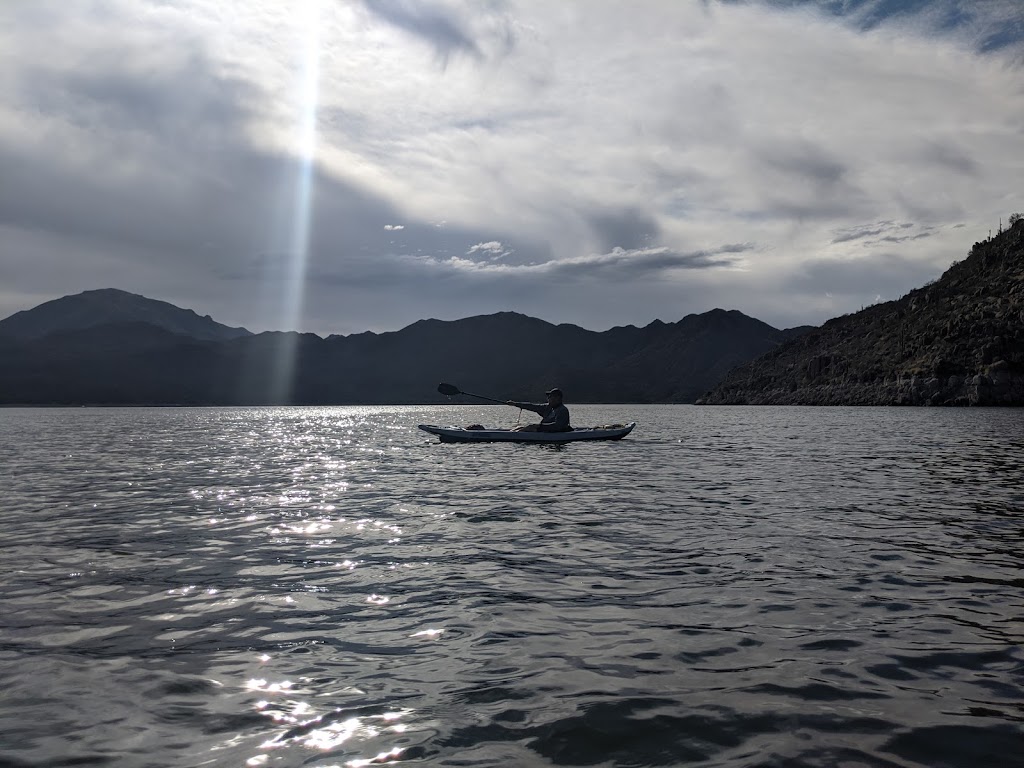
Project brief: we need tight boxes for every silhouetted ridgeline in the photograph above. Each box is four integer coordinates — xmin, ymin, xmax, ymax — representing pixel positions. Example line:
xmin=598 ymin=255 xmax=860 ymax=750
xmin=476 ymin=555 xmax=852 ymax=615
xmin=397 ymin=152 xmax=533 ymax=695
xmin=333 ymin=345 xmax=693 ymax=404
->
xmin=699 ymin=220 xmax=1024 ymax=406
xmin=0 ymin=288 xmax=252 ymax=341
xmin=0 ymin=291 xmax=807 ymax=405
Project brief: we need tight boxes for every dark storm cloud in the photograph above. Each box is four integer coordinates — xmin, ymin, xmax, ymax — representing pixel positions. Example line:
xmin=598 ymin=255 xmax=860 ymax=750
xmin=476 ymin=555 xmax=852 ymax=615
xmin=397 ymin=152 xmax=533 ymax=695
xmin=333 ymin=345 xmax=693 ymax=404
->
xmin=874 ymin=231 xmax=935 ymax=244
xmin=830 ymin=221 xmax=939 ymax=246
xmin=832 ymin=223 xmax=898 ymax=244
xmin=747 ymin=138 xmax=867 ymax=221
xmin=793 ymin=251 xmax=940 ymax=298
xmin=0 ymin=33 xmax=264 ymax=255
xmin=919 ymin=141 xmax=979 ymax=177
xmin=586 ymin=207 xmax=661 ymax=251
xmin=404 ymin=242 xmax=752 ymax=283
xmin=25 ymin=57 xmax=254 ymax=141
xmin=358 ymin=0 xmax=485 ymax=62
xmin=893 ymin=192 xmax=966 ymax=224
xmin=546 ymin=243 xmax=751 ymax=279
xmin=758 ymin=140 xmax=847 ymax=187
xmin=831 ymin=220 xmax=912 ymax=243
xmin=0 ymin=121 xmax=394 ymax=267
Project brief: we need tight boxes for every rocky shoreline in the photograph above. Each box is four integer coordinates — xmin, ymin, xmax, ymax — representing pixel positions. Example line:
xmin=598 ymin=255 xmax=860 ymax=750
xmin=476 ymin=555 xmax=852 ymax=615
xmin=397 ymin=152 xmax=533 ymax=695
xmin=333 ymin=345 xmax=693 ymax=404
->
xmin=699 ymin=367 xmax=1024 ymax=406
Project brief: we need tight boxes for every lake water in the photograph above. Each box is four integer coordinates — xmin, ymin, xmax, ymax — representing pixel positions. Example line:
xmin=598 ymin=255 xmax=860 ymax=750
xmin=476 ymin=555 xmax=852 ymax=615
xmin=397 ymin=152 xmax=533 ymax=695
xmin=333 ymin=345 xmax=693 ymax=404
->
xmin=1 ymin=405 xmax=1022 ymax=768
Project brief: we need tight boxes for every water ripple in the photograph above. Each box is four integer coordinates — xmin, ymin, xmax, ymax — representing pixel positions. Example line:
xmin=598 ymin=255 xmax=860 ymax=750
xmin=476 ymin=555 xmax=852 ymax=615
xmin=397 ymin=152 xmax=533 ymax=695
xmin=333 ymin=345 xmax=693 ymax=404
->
xmin=1 ymin=405 xmax=1022 ymax=767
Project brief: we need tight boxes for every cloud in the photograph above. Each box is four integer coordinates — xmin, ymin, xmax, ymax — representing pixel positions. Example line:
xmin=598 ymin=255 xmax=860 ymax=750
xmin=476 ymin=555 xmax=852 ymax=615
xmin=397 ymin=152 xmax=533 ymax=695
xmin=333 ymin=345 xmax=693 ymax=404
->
xmin=832 ymin=222 xmax=902 ymax=244
xmin=356 ymin=0 xmax=515 ymax=65
xmin=412 ymin=242 xmax=751 ymax=280
xmin=1 ymin=0 xmax=1023 ymax=335
xmin=918 ymin=141 xmax=980 ymax=176
xmin=544 ymin=244 xmax=751 ymax=279
xmin=757 ymin=139 xmax=848 ymax=187
xmin=830 ymin=220 xmax=937 ymax=245
xmin=466 ymin=241 xmax=512 ymax=260
xmin=733 ymin=0 xmax=1024 ymax=54
xmin=792 ymin=251 xmax=941 ymax=299
xmin=586 ymin=207 xmax=661 ymax=251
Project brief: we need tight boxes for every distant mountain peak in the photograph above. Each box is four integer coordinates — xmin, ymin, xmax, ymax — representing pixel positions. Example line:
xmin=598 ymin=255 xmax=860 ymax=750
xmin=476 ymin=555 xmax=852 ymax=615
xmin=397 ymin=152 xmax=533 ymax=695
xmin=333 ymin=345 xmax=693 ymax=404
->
xmin=0 ymin=288 xmax=252 ymax=342
xmin=81 ymin=287 xmax=140 ymax=297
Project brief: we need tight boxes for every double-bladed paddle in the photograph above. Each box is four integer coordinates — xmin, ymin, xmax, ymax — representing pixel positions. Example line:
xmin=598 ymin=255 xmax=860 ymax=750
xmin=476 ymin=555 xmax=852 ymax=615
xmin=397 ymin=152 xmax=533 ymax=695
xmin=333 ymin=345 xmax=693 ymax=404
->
xmin=437 ymin=382 xmax=508 ymax=405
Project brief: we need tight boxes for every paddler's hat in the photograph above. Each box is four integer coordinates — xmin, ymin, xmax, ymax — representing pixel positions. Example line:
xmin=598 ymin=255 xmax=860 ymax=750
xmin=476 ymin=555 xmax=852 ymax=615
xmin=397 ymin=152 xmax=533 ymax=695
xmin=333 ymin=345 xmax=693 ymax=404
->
xmin=545 ymin=387 xmax=563 ymax=398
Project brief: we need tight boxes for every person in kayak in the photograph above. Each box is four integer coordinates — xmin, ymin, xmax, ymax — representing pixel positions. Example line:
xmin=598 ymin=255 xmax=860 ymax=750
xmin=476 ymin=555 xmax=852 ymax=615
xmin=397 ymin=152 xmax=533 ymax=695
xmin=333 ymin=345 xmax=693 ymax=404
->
xmin=507 ymin=388 xmax=572 ymax=432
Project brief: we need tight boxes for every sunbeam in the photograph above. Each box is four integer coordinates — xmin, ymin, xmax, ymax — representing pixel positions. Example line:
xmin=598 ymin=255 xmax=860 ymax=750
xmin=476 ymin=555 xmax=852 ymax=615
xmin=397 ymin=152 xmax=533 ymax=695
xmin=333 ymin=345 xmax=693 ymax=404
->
xmin=266 ymin=0 xmax=323 ymax=404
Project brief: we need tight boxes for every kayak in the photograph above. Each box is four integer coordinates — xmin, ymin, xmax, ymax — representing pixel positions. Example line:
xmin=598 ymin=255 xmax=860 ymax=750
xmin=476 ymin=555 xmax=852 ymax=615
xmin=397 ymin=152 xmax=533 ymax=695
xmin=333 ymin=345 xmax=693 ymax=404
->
xmin=419 ymin=422 xmax=636 ymax=443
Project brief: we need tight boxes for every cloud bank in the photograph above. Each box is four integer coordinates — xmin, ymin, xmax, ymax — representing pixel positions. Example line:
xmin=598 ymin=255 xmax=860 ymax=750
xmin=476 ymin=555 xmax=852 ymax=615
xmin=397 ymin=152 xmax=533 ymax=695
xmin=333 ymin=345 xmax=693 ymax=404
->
xmin=1 ymin=0 xmax=1022 ymax=334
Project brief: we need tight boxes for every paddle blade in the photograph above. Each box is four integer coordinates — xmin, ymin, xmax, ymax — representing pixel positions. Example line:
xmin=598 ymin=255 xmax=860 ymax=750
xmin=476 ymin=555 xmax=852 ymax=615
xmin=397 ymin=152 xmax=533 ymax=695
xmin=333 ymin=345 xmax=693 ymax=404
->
xmin=437 ymin=382 xmax=461 ymax=396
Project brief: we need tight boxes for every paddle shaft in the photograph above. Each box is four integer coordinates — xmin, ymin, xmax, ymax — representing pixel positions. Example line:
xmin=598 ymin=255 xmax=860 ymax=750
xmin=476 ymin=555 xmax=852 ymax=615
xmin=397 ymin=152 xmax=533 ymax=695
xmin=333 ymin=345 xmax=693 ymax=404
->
xmin=437 ymin=382 xmax=512 ymax=406
xmin=455 ymin=390 xmax=507 ymax=405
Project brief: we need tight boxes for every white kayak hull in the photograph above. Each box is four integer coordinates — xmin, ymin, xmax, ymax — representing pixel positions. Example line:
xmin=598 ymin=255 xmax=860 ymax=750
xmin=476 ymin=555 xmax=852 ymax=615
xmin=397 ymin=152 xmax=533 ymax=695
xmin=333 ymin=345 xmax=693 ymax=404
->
xmin=418 ymin=422 xmax=636 ymax=443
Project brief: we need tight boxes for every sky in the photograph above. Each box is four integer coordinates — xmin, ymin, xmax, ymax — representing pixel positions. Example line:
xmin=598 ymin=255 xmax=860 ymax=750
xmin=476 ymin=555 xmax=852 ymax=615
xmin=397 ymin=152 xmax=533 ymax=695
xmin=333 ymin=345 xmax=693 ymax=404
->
xmin=2 ymin=0 xmax=1023 ymax=336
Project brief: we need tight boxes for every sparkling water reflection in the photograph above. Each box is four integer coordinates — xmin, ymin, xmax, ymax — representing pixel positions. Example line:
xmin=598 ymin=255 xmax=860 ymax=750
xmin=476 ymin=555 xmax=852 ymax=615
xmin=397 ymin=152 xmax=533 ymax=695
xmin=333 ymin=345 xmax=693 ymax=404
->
xmin=0 ymin=405 xmax=1022 ymax=767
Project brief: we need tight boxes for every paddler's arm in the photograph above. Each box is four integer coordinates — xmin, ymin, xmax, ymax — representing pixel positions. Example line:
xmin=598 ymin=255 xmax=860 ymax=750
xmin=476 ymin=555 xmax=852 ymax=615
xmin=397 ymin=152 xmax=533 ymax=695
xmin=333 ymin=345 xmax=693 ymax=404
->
xmin=506 ymin=400 xmax=546 ymax=415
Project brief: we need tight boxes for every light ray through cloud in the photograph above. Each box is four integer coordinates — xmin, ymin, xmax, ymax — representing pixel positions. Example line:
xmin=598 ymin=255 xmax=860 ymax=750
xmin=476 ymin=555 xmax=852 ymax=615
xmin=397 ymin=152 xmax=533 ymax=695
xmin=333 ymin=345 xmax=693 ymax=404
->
xmin=266 ymin=0 xmax=323 ymax=403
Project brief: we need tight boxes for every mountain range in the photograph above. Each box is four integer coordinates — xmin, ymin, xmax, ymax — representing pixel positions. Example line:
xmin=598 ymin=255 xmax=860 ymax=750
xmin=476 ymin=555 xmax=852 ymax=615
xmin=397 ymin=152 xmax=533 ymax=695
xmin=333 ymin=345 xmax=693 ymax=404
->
xmin=699 ymin=219 xmax=1024 ymax=406
xmin=6 ymin=218 xmax=1020 ymax=407
xmin=0 ymin=289 xmax=809 ymax=405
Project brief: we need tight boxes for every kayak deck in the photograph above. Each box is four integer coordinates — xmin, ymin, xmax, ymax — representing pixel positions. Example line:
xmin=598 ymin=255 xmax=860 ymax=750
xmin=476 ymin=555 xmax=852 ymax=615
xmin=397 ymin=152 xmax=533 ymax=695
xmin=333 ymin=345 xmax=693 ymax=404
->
xmin=419 ymin=422 xmax=636 ymax=443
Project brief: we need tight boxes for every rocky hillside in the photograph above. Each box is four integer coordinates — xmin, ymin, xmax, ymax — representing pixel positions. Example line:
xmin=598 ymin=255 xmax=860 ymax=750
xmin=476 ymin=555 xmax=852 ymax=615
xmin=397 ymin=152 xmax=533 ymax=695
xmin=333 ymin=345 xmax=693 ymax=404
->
xmin=699 ymin=219 xmax=1024 ymax=406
